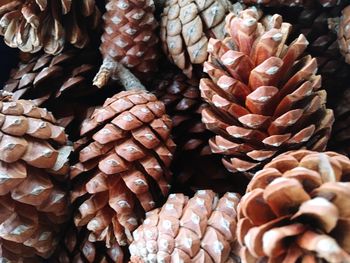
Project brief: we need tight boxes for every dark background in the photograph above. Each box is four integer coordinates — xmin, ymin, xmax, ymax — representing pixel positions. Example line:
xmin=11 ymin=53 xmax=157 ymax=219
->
xmin=0 ymin=38 xmax=18 ymax=87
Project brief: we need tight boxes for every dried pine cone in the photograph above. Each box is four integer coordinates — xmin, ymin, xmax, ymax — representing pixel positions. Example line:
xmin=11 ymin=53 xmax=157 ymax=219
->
xmin=154 ymin=71 xmax=210 ymax=153
xmin=98 ymin=0 xmax=159 ymax=82
xmin=200 ymin=8 xmax=334 ymax=175
xmin=0 ymin=92 xmax=70 ymax=261
xmin=49 ymin=224 xmax=125 ymax=263
xmin=237 ymin=150 xmax=350 ymax=262
xmin=1 ymin=48 xmax=118 ymax=140
xmin=0 ymin=0 xmax=101 ymax=54
xmin=71 ymin=89 xmax=176 ymax=248
xmin=129 ymin=190 xmax=241 ymax=263
xmin=337 ymin=5 xmax=350 ymax=63
xmin=160 ymin=0 xmax=239 ymax=78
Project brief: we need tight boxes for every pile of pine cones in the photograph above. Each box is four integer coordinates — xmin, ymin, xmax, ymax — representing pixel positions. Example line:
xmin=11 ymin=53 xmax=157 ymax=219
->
xmin=0 ymin=0 xmax=350 ymax=262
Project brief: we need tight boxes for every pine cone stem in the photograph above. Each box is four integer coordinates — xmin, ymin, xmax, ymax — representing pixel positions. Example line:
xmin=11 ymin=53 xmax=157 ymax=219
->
xmin=93 ymin=58 xmax=146 ymax=90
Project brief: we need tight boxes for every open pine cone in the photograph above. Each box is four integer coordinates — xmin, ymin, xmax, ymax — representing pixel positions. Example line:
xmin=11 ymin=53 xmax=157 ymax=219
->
xmin=129 ymin=190 xmax=241 ymax=263
xmin=99 ymin=0 xmax=159 ymax=80
xmin=200 ymin=8 xmax=334 ymax=175
xmin=160 ymin=0 xmax=239 ymax=78
xmin=237 ymin=150 xmax=350 ymax=262
xmin=71 ymin=89 xmax=176 ymax=248
xmin=337 ymin=5 xmax=350 ymax=63
xmin=0 ymin=0 xmax=101 ymax=54
xmin=241 ymin=0 xmax=338 ymax=7
xmin=49 ymin=223 xmax=124 ymax=263
xmin=0 ymin=92 xmax=71 ymax=261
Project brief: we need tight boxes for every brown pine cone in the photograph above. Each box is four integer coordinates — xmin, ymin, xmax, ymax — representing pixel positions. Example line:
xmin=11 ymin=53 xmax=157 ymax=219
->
xmin=200 ymin=8 xmax=334 ymax=175
xmin=337 ymin=5 xmax=350 ymax=63
xmin=237 ymin=150 xmax=350 ymax=262
xmin=71 ymin=89 xmax=176 ymax=248
xmin=49 ymin=224 xmax=124 ymax=263
xmin=154 ymin=71 xmax=210 ymax=154
xmin=160 ymin=0 xmax=239 ymax=78
xmin=0 ymin=92 xmax=70 ymax=261
xmin=98 ymin=0 xmax=159 ymax=81
xmin=1 ymin=48 xmax=118 ymax=140
xmin=0 ymin=0 xmax=101 ymax=54
xmin=129 ymin=190 xmax=241 ymax=263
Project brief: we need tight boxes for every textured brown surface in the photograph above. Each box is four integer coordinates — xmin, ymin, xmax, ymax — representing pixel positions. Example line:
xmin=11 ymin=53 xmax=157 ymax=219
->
xmin=129 ymin=190 xmax=241 ymax=263
xmin=99 ymin=0 xmax=159 ymax=79
xmin=0 ymin=0 xmax=101 ymax=54
xmin=338 ymin=5 xmax=350 ymax=63
xmin=0 ymin=93 xmax=70 ymax=261
xmin=237 ymin=150 xmax=350 ymax=262
xmin=49 ymin=224 xmax=125 ymax=263
xmin=1 ymin=47 xmax=117 ymax=140
xmin=242 ymin=0 xmax=338 ymax=7
xmin=160 ymin=0 xmax=235 ymax=77
xmin=71 ymin=89 xmax=176 ymax=248
xmin=200 ymin=8 xmax=334 ymax=175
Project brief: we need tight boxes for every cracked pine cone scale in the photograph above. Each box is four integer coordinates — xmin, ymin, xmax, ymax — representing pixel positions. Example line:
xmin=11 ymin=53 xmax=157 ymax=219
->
xmin=71 ymin=89 xmax=176 ymax=247
xmin=129 ymin=190 xmax=241 ymax=263
xmin=200 ymin=9 xmax=334 ymax=175
xmin=237 ymin=150 xmax=350 ymax=262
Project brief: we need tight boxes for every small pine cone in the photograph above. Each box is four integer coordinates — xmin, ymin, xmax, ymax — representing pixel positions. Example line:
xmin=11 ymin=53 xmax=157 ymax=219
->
xmin=2 ymin=48 xmax=116 ymax=139
xmin=129 ymin=190 xmax=241 ymax=263
xmin=337 ymin=5 xmax=350 ymax=63
xmin=160 ymin=0 xmax=239 ymax=78
xmin=328 ymin=88 xmax=350 ymax=156
xmin=154 ymin=72 xmax=211 ymax=153
xmin=0 ymin=0 xmax=101 ymax=54
xmin=99 ymin=0 xmax=159 ymax=80
xmin=237 ymin=150 xmax=350 ymax=262
xmin=49 ymin=224 xmax=124 ymax=263
xmin=200 ymin=8 xmax=334 ymax=175
xmin=0 ymin=92 xmax=71 ymax=261
xmin=71 ymin=89 xmax=176 ymax=247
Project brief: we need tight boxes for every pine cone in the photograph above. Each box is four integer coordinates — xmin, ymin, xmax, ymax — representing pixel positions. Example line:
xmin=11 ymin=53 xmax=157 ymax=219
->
xmin=71 ymin=89 xmax=176 ymax=247
xmin=49 ymin=224 xmax=124 ymax=263
xmin=237 ymin=150 xmax=350 ymax=262
xmin=99 ymin=0 xmax=159 ymax=80
xmin=160 ymin=0 xmax=239 ymax=78
xmin=154 ymin=71 xmax=210 ymax=154
xmin=0 ymin=92 xmax=70 ymax=261
xmin=200 ymin=8 xmax=334 ymax=175
xmin=337 ymin=5 xmax=350 ymax=63
xmin=1 ymin=47 xmax=118 ymax=139
xmin=0 ymin=0 xmax=101 ymax=54
xmin=129 ymin=190 xmax=241 ymax=263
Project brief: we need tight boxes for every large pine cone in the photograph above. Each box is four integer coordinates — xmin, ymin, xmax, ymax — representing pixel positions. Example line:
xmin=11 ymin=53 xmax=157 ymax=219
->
xmin=49 ymin=223 xmax=124 ymax=263
xmin=337 ymin=5 xmax=350 ymax=63
xmin=99 ymin=0 xmax=159 ymax=79
xmin=237 ymin=150 xmax=350 ymax=262
xmin=160 ymin=0 xmax=236 ymax=78
xmin=200 ymin=8 xmax=334 ymax=175
xmin=0 ymin=92 xmax=70 ymax=261
xmin=2 ymin=48 xmax=117 ymax=139
xmin=0 ymin=0 xmax=101 ymax=54
xmin=71 ymin=89 xmax=176 ymax=248
xmin=129 ymin=190 xmax=241 ymax=263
